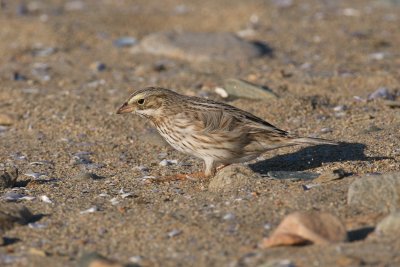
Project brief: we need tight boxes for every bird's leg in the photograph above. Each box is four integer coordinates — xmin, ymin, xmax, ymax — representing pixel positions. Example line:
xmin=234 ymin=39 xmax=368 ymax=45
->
xmin=151 ymin=160 xmax=215 ymax=182
xmin=204 ymin=159 xmax=216 ymax=178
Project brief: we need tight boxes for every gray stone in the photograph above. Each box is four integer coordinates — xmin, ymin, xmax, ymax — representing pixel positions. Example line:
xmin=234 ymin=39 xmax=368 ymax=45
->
xmin=348 ymin=173 xmax=400 ymax=212
xmin=113 ymin=37 xmax=137 ymax=47
xmin=208 ymin=164 xmax=261 ymax=193
xmin=376 ymin=212 xmax=400 ymax=237
xmin=131 ymin=31 xmax=267 ymax=62
xmin=0 ymin=164 xmax=18 ymax=189
xmin=223 ymin=79 xmax=278 ymax=100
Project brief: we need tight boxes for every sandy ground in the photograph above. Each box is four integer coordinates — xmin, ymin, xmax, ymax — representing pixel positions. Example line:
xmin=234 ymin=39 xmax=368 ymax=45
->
xmin=0 ymin=0 xmax=400 ymax=266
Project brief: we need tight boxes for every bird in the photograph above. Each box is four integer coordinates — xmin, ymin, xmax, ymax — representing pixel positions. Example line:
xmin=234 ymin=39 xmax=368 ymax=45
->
xmin=116 ymin=87 xmax=337 ymax=179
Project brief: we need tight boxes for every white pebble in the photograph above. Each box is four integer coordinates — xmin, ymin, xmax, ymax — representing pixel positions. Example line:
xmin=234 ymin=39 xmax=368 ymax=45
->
xmin=40 ymin=195 xmax=52 ymax=204
xmin=121 ymin=193 xmax=134 ymax=199
xmin=159 ymin=159 xmax=178 ymax=166
xmin=215 ymin=87 xmax=229 ymax=98
xmin=223 ymin=213 xmax=235 ymax=220
xmin=167 ymin=229 xmax=182 ymax=238
xmin=28 ymin=222 xmax=47 ymax=229
xmin=80 ymin=206 xmax=98 ymax=214
xmin=110 ymin=197 xmax=119 ymax=205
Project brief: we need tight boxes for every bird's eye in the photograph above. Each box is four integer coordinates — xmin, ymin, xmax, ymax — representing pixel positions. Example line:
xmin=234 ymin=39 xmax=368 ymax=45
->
xmin=137 ymin=99 xmax=145 ymax=105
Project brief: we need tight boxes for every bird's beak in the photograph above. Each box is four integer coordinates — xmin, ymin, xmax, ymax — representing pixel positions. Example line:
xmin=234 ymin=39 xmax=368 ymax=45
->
xmin=116 ymin=102 xmax=134 ymax=114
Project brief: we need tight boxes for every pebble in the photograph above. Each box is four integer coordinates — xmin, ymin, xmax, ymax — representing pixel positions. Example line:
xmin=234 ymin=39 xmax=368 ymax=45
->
xmin=131 ymin=31 xmax=268 ymax=62
xmin=64 ymin=1 xmax=84 ymax=11
xmin=266 ymin=171 xmax=319 ymax=181
xmin=80 ymin=206 xmax=98 ymax=214
xmin=110 ymin=198 xmax=119 ymax=205
xmin=302 ymin=183 xmax=321 ymax=190
xmin=333 ymin=105 xmax=347 ymax=112
xmin=223 ymin=79 xmax=278 ymax=100
xmin=31 ymin=47 xmax=55 ymax=57
xmin=271 ymin=0 xmax=293 ymax=8
xmin=135 ymin=166 xmax=149 ymax=172
xmin=261 ymin=211 xmax=347 ymax=248
xmin=361 ymin=125 xmax=382 ymax=134
xmin=159 ymin=159 xmax=178 ymax=166
xmin=121 ymin=192 xmax=134 ymax=199
xmin=0 ymin=255 xmax=24 ymax=265
xmin=214 ymin=87 xmax=229 ymax=98
xmin=78 ymin=252 xmax=125 ymax=267
xmin=24 ymin=171 xmax=48 ymax=180
xmin=368 ymin=52 xmax=386 ymax=60
xmin=31 ymin=62 xmax=51 ymax=81
xmin=0 ymin=164 xmax=18 ymax=189
xmin=223 ymin=213 xmax=235 ymax=220
xmin=167 ymin=229 xmax=182 ymax=238
xmin=375 ymin=212 xmax=400 ymax=237
xmin=0 ymin=203 xmax=34 ymax=232
xmin=341 ymin=8 xmax=361 ymax=17
xmin=28 ymin=222 xmax=47 ymax=229
xmin=40 ymin=195 xmax=53 ymax=204
xmin=0 ymin=126 xmax=9 ymax=134
xmin=320 ymin=127 xmax=333 ymax=133
xmin=113 ymin=37 xmax=137 ymax=47
xmin=368 ymin=87 xmax=395 ymax=101
xmin=348 ymin=173 xmax=400 ymax=212
xmin=208 ymin=164 xmax=261 ymax=193
xmin=21 ymin=88 xmax=40 ymax=94
xmin=28 ymin=247 xmax=47 ymax=257
xmin=129 ymin=255 xmax=144 ymax=264
xmin=0 ymin=114 xmax=13 ymax=126
xmin=89 ymin=61 xmax=106 ymax=72
xmin=3 ymin=192 xmax=26 ymax=202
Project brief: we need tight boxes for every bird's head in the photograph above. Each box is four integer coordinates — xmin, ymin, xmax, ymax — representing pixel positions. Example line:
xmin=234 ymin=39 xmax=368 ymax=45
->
xmin=116 ymin=87 xmax=177 ymax=118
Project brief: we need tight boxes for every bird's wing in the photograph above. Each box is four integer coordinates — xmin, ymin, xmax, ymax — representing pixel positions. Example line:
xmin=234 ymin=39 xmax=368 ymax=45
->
xmin=186 ymin=98 xmax=288 ymax=136
xmin=195 ymin=109 xmax=236 ymax=132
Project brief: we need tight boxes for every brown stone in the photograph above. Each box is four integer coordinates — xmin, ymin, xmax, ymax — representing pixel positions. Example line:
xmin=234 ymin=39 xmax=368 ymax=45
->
xmin=261 ymin=211 xmax=347 ymax=248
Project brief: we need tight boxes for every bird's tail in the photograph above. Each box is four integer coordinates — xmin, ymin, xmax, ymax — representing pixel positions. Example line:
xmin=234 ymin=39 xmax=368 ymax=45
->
xmin=288 ymin=136 xmax=339 ymax=146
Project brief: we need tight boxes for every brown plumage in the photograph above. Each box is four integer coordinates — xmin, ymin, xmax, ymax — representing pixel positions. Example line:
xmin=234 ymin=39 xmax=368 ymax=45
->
xmin=117 ymin=87 xmax=337 ymax=177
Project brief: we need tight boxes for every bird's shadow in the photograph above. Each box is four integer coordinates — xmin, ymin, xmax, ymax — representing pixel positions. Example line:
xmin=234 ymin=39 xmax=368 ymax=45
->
xmin=249 ymin=142 xmax=388 ymax=174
